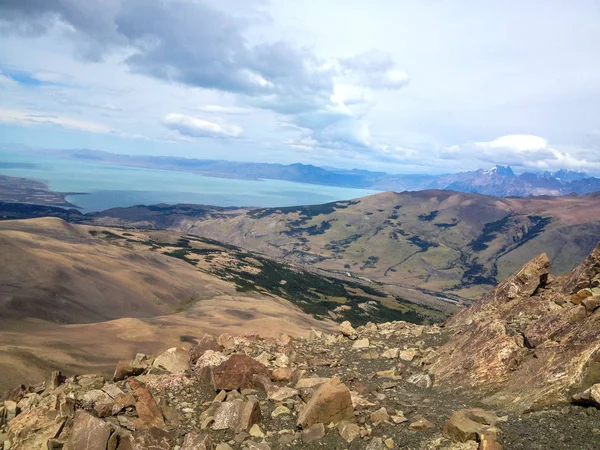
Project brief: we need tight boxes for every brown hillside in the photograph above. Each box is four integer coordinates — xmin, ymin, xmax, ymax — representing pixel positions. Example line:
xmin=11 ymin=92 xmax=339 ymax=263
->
xmin=0 ymin=218 xmax=334 ymax=391
xmin=178 ymin=191 xmax=600 ymax=300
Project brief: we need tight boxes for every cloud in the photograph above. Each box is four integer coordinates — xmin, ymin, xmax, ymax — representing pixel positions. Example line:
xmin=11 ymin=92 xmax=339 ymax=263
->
xmin=195 ymin=105 xmax=252 ymax=115
xmin=442 ymin=134 xmax=600 ymax=172
xmin=0 ymin=0 xmax=408 ymax=150
xmin=0 ymin=108 xmax=113 ymax=133
xmin=162 ymin=113 xmax=242 ymax=139
xmin=0 ymin=74 xmax=17 ymax=87
xmin=340 ymin=50 xmax=410 ymax=90
xmin=475 ymin=134 xmax=548 ymax=152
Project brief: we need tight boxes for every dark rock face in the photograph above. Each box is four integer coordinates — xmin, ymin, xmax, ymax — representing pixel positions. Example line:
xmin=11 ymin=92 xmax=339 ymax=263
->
xmin=431 ymin=243 xmax=600 ymax=410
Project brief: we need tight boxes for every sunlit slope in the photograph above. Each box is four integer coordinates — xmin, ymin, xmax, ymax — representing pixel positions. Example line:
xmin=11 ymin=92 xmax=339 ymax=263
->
xmin=185 ymin=190 xmax=600 ymax=299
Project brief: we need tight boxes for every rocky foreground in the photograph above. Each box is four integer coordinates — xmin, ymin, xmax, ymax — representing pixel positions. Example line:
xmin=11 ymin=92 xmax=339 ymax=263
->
xmin=1 ymin=245 xmax=600 ymax=449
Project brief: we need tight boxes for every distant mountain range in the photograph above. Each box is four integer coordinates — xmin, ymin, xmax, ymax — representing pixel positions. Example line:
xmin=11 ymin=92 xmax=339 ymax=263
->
xmin=25 ymin=148 xmax=600 ymax=197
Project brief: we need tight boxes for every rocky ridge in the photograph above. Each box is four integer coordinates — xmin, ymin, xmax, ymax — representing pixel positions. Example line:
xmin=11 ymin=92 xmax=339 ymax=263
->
xmin=1 ymin=245 xmax=600 ymax=449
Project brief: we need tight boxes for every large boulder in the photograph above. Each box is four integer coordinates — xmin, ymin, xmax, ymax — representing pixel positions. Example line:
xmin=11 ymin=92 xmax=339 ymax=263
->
xmin=152 ymin=348 xmax=190 ymax=374
xmin=212 ymin=399 xmax=262 ymax=432
xmin=65 ymin=410 xmax=111 ymax=450
xmin=212 ymin=355 xmax=270 ymax=391
xmin=7 ymin=405 xmax=65 ymax=450
xmin=128 ymin=378 xmax=165 ymax=430
xmin=190 ymin=334 xmax=223 ymax=363
xmin=339 ymin=321 xmax=357 ymax=340
xmin=297 ymin=376 xmax=354 ymax=428
xmin=442 ymin=409 xmax=501 ymax=444
xmin=113 ymin=358 xmax=147 ymax=381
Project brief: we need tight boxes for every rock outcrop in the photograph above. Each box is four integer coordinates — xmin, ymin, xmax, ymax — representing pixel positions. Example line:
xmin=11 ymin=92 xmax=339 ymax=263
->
xmin=430 ymin=243 xmax=600 ymax=410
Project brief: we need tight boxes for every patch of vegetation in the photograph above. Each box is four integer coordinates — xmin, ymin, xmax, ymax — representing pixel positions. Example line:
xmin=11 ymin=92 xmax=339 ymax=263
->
xmin=174 ymin=294 xmax=200 ymax=313
xmin=435 ymin=222 xmax=457 ymax=229
xmin=324 ymin=234 xmax=362 ymax=253
xmin=247 ymin=200 xmax=359 ymax=220
xmin=93 ymin=225 xmax=446 ymax=326
xmin=408 ymin=235 xmax=439 ymax=251
xmin=418 ymin=210 xmax=439 ymax=221
xmin=461 ymin=256 xmax=497 ymax=285
xmin=176 ymin=238 xmax=191 ymax=247
xmin=282 ymin=219 xmax=332 ymax=237
xmin=469 ymin=214 xmax=513 ymax=251
xmin=361 ymin=256 xmax=380 ymax=270
xmin=522 ymin=216 xmax=553 ymax=246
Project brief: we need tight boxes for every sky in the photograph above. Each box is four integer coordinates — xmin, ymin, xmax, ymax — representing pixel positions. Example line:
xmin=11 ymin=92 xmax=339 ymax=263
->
xmin=1 ymin=0 xmax=600 ymax=174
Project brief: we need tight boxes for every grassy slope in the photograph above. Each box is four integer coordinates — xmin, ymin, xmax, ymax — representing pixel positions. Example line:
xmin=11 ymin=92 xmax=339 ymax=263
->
xmin=185 ymin=191 xmax=600 ymax=299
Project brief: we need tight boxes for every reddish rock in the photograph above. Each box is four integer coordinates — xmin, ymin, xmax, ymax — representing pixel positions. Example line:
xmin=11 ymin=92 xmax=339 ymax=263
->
xmin=297 ymin=376 xmax=354 ymax=428
xmin=113 ymin=359 xmax=146 ymax=381
xmin=128 ymin=379 xmax=165 ymax=430
xmin=271 ymin=367 xmax=293 ymax=382
xmin=181 ymin=432 xmax=213 ymax=450
xmin=190 ymin=334 xmax=222 ymax=363
xmin=131 ymin=427 xmax=172 ymax=450
xmin=66 ymin=410 xmax=111 ymax=450
xmin=112 ymin=393 xmax=137 ymax=415
xmin=212 ymin=355 xmax=270 ymax=391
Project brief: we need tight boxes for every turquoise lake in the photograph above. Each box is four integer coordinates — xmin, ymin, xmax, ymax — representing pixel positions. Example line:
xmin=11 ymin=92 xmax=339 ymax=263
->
xmin=0 ymin=150 xmax=379 ymax=212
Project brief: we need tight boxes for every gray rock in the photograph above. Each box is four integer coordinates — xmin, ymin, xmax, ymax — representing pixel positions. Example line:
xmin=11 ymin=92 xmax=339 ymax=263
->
xmin=301 ymin=423 xmax=325 ymax=444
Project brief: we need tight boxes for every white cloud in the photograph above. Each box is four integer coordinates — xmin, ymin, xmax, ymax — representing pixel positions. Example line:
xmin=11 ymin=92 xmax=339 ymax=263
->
xmin=0 ymin=108 xmax=113 ymax=133
xmin=475 ymin=134 xmax=549 ymax=152
xmin=162 ymin=113 xmax=243 ymax=139
xmin=0 ymin=74 xmax=17 ymax=87
xmin=443 ymin=134 xmax=600 ymax=173
xmin=195 ymin=105 xmax=251 ymax=115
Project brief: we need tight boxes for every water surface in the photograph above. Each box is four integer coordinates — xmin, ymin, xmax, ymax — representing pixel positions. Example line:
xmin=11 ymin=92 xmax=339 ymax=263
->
xmin=0 ymin=151 xmax=379 ymax=212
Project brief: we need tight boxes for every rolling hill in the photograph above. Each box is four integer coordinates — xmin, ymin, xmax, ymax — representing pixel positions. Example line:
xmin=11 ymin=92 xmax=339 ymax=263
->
xmin=0 ymin=217 xmax=451 ymax=390
xmin=176 ymin=190 xmax=600 ymax=300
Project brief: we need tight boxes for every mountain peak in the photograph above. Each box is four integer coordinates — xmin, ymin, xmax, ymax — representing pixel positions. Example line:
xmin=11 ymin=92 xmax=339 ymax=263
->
xmin=484 ymin=165 xmax=515 ymax=177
